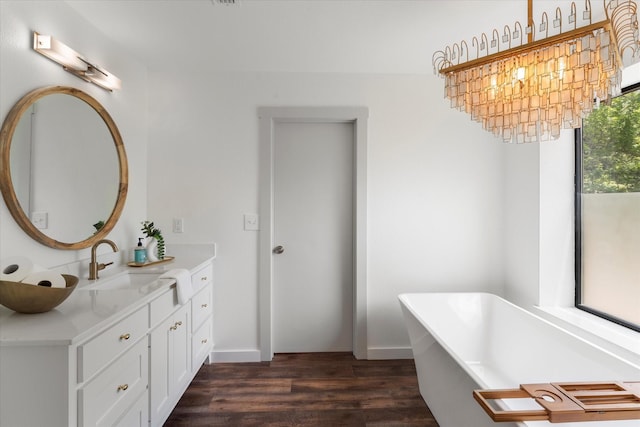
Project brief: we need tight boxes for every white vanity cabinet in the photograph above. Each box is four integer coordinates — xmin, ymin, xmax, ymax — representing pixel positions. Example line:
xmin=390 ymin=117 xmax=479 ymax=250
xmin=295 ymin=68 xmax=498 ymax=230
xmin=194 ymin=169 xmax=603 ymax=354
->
xmin=149 ymin=289 xmax=191 ymax=426
xmin=0 ymin=306 xmax=152 ymax=427
xmin=190 ymin=264 xmax=214 ymax=373
xmin=0 ymin=251 xmax=215 ymax=427
xmin=77 ymin=305 xmax=150 ymax=427
xmin=191 ymin=284 xmax=213 ymax=370
xmin=78 ymin=337 xmax=149 ymax=427
xmin=149 ymin=262 xmax=214 ymax=426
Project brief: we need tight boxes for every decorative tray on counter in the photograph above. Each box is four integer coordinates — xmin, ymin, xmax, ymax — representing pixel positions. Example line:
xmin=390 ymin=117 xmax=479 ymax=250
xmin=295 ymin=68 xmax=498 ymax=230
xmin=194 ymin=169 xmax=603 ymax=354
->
xmin=127 ymin=256 xmax=175 ymax=268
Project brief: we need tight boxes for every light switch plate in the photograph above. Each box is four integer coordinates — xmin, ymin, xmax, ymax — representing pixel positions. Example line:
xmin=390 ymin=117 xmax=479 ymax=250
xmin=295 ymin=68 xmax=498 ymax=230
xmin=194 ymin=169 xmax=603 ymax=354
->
xmin=244 ymin=213 xmax=259 ymax=231
xmin=173 ymin=218 xmax=184 ymax=233
xmin=31 ymin=211 xmax=48 ymax=229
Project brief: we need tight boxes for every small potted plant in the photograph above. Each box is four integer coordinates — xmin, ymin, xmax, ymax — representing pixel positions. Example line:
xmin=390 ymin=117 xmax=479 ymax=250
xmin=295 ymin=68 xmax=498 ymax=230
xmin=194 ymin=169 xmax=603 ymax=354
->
xmin=141 ymin=221 xmax=165 ymax=261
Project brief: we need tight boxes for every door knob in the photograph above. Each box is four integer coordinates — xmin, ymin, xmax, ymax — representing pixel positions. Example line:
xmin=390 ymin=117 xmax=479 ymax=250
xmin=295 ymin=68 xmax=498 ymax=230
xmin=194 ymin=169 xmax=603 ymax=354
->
xmin=273 ymin=245 xmax=285 ymax=254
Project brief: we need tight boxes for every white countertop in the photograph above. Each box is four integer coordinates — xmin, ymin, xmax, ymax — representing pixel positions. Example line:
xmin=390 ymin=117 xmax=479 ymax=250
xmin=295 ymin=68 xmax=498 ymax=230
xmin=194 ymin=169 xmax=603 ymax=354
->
xmin=0 ymin=245 xmax=215 ymax=347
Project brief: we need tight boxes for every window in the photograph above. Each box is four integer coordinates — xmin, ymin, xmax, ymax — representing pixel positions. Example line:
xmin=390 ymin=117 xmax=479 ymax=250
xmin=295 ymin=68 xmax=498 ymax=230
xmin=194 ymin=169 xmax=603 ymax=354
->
xmin=575 ymin=77 xmax=640 ymax=332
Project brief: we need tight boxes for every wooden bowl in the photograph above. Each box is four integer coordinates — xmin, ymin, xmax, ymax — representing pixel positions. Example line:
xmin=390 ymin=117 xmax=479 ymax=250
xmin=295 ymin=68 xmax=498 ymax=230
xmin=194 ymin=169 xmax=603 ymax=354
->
xmin=0 ymin=274 xmax=78 ymax=314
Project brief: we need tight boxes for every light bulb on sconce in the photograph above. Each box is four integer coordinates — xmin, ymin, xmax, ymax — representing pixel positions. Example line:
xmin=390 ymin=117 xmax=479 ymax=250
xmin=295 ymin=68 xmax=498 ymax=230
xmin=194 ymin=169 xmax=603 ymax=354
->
xmin=33 ymin=32 xmax=121 ymax=92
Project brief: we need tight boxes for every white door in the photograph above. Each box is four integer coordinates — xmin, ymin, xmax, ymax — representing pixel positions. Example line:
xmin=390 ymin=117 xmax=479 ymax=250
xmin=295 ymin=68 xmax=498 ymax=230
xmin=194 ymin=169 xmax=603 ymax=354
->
xmin=272 ymin=121 xmax=354 ymax=353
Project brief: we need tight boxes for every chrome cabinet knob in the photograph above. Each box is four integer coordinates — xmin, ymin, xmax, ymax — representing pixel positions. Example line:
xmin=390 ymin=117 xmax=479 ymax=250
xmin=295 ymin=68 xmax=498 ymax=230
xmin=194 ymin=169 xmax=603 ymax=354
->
xmin=273 ymin=245 xmax=284 ymax=254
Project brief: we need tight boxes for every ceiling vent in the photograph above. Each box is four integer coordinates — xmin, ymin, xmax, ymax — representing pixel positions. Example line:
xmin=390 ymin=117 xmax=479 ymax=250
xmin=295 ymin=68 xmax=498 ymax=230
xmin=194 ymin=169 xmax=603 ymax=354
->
xmin=211 ymin=0 xmax=240 ymax=5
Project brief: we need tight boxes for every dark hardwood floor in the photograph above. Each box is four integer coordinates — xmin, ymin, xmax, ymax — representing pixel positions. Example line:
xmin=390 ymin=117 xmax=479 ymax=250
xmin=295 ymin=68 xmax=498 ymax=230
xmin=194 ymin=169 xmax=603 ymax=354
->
xmin=164 ymin=352 xmax=439 ymax=426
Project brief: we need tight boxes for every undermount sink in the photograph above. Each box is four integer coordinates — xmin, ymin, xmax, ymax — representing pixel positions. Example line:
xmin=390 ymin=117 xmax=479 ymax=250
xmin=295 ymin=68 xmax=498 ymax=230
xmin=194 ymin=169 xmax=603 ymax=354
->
xmin=79 ymin=272 xmax=163 ymax=291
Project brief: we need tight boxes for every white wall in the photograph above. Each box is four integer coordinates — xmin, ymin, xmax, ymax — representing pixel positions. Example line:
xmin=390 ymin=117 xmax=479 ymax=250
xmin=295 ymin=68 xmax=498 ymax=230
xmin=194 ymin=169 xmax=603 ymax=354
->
xmin=538 ymin=137 xmax=575 ymax=307
xmin=503 ymin=133 xmax=575 ymax=310
xmin=0 ymin=1 xmax=148 ymax=267
xmin=147 ymin=71 xmax=505 ymax=358
xmin=0 ymin=0 xmax=594 ymax=360
xmin=503 ymin=142 xmax=541 ymax=307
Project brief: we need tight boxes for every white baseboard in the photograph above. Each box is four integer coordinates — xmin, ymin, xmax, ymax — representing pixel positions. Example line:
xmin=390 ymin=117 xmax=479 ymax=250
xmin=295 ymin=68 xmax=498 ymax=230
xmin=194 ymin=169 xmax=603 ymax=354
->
xmin=210 ymin=349 xmax=261 ymax=363
xmin=210 ymin=347 xmax=413 ymax=363
xmin=367 ymin=346 xmax=414 ymax=360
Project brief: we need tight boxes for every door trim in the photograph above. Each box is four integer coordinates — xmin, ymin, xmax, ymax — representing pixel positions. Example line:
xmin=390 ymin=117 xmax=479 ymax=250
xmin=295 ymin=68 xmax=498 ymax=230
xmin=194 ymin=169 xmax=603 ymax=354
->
xmin=258 ymin=106 xmax=368 ymax=361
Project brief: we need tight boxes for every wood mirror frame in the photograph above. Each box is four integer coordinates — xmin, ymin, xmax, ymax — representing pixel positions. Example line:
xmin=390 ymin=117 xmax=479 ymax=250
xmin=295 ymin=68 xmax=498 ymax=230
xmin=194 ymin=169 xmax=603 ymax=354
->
xmin=0 ymin=86 xmax=128 ymax=250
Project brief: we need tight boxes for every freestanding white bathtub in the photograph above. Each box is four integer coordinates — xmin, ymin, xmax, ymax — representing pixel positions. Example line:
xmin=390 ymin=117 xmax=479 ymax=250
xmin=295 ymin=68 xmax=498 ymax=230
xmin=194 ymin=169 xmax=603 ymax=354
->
xmin=399 ymin=292 xmax=640 ymax=427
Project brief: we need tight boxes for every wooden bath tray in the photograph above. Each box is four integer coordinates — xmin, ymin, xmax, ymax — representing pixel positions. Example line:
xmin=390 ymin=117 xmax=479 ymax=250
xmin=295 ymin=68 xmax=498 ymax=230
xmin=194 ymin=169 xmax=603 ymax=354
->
xmin=474 ymin=381 xmax=640 ymax=423
xmin=127 ymin=256 xmax=175 ymax=268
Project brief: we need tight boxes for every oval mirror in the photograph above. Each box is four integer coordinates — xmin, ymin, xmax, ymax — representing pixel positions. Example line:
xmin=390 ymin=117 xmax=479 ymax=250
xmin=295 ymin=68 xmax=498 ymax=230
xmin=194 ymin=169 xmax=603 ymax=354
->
xmin=0 ymin=86 xmax=128 ymax=249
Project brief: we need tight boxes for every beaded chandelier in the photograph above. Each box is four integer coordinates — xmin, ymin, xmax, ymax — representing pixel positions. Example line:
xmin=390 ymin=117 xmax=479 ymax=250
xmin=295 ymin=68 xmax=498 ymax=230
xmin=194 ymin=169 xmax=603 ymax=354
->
xmin=432 ymin=0 xmax=640 ymax=143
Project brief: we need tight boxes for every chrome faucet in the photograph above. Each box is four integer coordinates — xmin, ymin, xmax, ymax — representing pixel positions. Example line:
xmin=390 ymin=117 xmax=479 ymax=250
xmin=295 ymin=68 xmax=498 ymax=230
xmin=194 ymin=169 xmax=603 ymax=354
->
xmin=89 ymin=239 xmax=119 ymax=280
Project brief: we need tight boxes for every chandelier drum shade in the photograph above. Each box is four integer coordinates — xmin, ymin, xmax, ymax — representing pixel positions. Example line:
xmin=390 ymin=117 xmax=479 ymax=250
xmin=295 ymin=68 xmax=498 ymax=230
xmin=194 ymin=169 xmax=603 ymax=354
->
xmin=432 ymin=0 xmax=640 ymax=143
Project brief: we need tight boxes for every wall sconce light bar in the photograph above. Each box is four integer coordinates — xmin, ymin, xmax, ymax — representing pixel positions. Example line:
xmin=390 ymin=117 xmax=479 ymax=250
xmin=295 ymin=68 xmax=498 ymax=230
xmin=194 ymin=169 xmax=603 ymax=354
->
xmin=33 ymin=32 xmax=122 ymax=91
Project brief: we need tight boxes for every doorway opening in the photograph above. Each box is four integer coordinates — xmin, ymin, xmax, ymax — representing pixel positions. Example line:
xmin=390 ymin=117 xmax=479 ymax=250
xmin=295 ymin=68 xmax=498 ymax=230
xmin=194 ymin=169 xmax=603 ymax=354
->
xmin=258 ymin=107 xmax=368 ymax=361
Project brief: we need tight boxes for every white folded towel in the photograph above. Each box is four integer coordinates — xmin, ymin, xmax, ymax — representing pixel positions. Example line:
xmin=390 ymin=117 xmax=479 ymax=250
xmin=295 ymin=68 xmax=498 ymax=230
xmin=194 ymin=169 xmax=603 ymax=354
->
xmin=160 ymin=268 xmax=193 ymax=304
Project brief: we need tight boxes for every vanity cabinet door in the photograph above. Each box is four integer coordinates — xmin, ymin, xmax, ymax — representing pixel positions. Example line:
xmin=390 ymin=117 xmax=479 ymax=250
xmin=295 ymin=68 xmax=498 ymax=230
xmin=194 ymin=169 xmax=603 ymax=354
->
xmin=149 ymin=303 xmax=191 ymax=426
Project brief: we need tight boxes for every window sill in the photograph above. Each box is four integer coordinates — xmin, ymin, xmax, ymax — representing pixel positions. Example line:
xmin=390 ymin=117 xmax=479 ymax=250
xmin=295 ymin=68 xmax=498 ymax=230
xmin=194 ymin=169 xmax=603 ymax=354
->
xmin=533 ymin=306 xmax=640 ymax=367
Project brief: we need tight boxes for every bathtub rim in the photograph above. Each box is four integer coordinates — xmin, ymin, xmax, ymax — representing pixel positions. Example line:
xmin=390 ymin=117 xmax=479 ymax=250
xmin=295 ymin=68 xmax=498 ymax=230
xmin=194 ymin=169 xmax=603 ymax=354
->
xmin=398 ymin=291 xmax=640 ymax=390
xmin=533 ymin=305 xmax=640 ymax=366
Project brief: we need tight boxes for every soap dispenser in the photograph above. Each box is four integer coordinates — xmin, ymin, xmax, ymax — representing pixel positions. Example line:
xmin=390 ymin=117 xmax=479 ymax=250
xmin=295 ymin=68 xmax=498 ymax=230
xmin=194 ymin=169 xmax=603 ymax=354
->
xmin=134 ymin=238 xmax=146 ymax=264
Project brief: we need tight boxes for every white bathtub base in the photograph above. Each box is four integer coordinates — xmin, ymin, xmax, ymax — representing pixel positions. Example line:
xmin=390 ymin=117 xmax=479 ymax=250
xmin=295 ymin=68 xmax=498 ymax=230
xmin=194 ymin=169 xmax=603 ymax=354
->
xmin=399 ymin=293 xmax=640 ymax=427
xmin=403 ymin=302 xmax=519 ymax=427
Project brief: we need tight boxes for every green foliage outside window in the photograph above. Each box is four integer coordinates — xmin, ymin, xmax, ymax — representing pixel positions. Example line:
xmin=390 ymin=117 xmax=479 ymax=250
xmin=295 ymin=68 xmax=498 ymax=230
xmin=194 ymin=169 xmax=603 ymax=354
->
xmin=582 ymin=91 xmax=640 ymax=193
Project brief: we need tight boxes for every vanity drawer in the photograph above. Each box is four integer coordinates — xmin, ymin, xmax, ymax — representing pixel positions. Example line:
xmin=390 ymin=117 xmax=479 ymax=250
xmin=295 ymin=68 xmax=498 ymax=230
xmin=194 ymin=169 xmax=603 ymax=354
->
xmin=191 ymin=263 xmax=213 ymax=293
xmin=191 ymin=284 xmax=212 ymax=332
xmin=79 ymin=337 xmax=149 ymax=427
xmin=192 ymin=317 xmax=212 ymax=370
xmin=78 ymin=305 xmax=149 ymax=383
xmin=114 ymin=389 xmax=148 ymax=427
xmin=150 ymin=286 xmax=179 ymax=327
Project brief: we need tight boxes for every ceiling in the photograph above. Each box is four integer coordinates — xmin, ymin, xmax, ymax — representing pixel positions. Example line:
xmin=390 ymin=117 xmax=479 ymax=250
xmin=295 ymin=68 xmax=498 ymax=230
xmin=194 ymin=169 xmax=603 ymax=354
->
xmin=67 ymin=1 xmax=620 ymax=76
xmin=65 ymin=0 xmax=532 ymax=74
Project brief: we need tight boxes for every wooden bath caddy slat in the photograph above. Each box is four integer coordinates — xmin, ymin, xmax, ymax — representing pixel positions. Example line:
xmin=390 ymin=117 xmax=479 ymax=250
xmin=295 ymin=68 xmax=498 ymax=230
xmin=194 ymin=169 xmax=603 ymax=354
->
xmin=474 ymin=381 xmax=640 ymax=423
